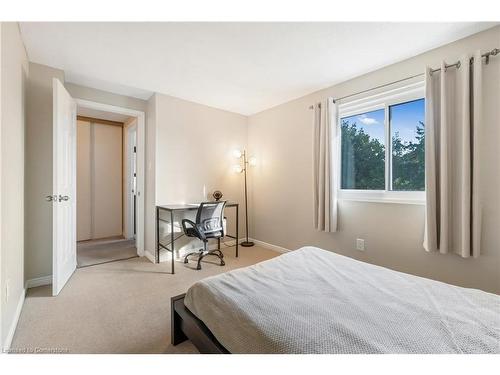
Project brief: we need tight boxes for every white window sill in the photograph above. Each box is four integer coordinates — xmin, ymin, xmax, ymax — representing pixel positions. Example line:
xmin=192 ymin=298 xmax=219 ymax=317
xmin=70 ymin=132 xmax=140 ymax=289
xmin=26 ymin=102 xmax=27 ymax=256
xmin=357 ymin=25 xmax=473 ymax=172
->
xmin=338 ymin=190 xmax=425 ymax=205
xmin=339 ymin=197 xmax=425 ymax=205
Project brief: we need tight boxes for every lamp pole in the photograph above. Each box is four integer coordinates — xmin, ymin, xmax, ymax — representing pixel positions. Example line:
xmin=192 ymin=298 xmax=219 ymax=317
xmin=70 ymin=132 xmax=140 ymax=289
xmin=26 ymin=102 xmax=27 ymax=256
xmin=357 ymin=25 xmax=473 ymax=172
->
xmin=241 ymin=150 xmax=254 ymax=247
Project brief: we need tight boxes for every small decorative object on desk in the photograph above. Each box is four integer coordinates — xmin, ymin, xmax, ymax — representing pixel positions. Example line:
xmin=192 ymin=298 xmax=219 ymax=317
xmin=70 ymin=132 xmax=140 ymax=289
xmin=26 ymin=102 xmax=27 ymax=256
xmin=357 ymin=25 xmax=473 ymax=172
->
xmin=212 ymin=190 xmax=223 ymax=201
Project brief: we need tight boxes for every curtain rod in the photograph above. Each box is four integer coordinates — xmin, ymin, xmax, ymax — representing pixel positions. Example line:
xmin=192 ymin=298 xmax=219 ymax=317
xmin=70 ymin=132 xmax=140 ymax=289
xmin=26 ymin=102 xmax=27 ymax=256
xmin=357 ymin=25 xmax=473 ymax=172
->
xmin=430 ymin=48 xmax=499 ymax=74
xmin=308 ymin=47 xmax=499 ymax=109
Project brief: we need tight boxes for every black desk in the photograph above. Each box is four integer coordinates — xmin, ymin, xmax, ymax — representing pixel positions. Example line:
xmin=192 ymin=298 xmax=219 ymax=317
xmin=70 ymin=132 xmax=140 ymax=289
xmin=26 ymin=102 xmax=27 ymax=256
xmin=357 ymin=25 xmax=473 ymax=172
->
xmin=155 ymin=202 xmax=239 ymax=274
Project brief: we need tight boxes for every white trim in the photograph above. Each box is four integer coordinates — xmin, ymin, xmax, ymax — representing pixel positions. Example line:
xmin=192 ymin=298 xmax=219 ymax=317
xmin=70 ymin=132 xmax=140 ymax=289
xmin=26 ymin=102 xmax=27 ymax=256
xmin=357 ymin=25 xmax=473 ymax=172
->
xmin=75 ymin=99 xmax=145 ymax=257
xmin=337 ymin=81 xmax=426 ymax=205
xmin=338 ymin=81 xmax=425 ymax=115
xmin=340 ymin=197 xmax=425 ymax=205
xmin=25 ymin=275 xmax=52 ymax=289
xmin=89 ymin=122 xmax=95 ymax=237
xmin=124 ymin=123 xmax=137 ymax=240
xmin=156 ymin=238 xmax=246 ymax=263
xmin=0 ymin=22 xmax=3 ymax=349
xmin=2 ymin=288 xmax=25 ymax=352
xmin=150 ymin=237 xmax=291 ymax=263
xmin=144 ymin=250 xmax=155 ymax=263
xmin=249 ymin=238 xmax=291 ymax=253
xmin=339 ymin=189 xmax=425 ymax=205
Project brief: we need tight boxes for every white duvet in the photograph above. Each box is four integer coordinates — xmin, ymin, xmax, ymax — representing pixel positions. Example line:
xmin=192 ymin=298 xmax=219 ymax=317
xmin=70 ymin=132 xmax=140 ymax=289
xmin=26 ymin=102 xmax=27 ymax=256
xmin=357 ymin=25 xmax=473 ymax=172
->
xmin=184 ymin=246 xmax=500 ymax=353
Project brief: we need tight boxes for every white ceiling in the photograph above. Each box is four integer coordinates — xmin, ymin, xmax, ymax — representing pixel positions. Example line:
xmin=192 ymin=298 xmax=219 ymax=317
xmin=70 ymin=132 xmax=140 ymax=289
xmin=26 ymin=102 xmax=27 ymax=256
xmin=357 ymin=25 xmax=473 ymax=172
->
xmin=20 ymin=22 xmax=497 ymax=115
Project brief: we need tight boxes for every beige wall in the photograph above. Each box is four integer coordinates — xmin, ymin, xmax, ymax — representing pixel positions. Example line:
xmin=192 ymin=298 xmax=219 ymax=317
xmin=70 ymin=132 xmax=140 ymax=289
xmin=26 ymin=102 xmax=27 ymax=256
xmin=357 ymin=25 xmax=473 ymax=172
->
xmin=24 ymin=63 xmax=64 ymax=281
xmin=248 ymin=26 xmax=500 ymax=294
xmin=1 ymin=22 xmax=28 ymax=349
xmin=149 ymin=93 xmax=248 ymax=259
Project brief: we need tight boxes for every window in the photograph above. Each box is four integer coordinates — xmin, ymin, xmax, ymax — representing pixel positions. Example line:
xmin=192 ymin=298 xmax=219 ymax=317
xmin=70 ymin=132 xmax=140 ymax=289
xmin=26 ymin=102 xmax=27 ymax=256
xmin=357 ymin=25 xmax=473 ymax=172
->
xmin=341 ymin=109 xmax=385 ymax=190
xmin=390 ymin=99 xmax=425 ymax=191
xmin=337 ymin=82 xmax=425 ymax=204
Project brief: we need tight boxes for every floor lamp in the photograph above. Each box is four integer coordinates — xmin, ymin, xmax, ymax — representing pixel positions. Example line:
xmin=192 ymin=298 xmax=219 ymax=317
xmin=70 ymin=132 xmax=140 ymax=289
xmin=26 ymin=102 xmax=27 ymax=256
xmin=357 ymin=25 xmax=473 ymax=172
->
xmin=233 ymin=149 xmax=256 ymax=247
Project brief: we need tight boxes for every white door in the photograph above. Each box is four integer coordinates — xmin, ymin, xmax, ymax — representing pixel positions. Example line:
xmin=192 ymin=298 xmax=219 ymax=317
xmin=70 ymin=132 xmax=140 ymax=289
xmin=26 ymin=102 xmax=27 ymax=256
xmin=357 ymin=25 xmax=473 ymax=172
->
xmin=52 ymin=78 xmax=77 ymax=296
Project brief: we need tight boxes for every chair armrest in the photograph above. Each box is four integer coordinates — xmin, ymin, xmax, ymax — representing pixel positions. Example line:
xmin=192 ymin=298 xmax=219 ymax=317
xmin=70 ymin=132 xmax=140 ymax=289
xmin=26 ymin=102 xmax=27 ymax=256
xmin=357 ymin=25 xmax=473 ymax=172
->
xmin=182 ymin=219 xmax=207 ymax=240
xmin=181 ymin=219 xmax=196 ymax=233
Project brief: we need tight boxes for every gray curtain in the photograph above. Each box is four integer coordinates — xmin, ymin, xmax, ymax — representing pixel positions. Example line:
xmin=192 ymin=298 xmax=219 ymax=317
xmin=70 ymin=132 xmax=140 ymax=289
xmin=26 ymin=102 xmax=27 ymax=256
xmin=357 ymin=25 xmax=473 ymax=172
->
xmin=424 ymin=51 xmax=483 ymax=258
xmin=313 ymin=98 xmax=338 ymax=232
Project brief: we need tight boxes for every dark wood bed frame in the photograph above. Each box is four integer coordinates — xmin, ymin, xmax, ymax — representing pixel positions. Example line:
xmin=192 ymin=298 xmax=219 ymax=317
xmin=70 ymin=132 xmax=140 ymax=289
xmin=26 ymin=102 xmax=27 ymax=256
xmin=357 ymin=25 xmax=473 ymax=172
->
xmin=171 ymin=294 xmax=230 ymax=354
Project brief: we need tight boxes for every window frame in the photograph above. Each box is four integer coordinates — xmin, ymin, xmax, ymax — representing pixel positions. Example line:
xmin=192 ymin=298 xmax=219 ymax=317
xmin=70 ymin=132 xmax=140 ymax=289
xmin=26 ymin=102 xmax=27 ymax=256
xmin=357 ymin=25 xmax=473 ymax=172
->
xmin=336 ymin=81 xmax=425 ymax=205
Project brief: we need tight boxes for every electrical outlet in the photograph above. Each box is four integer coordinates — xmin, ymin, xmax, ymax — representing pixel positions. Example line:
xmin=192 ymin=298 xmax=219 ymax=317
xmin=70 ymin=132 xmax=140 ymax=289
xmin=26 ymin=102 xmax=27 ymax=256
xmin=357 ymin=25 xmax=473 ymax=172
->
xmin=356 ymin=239 xmax=365 ymax=251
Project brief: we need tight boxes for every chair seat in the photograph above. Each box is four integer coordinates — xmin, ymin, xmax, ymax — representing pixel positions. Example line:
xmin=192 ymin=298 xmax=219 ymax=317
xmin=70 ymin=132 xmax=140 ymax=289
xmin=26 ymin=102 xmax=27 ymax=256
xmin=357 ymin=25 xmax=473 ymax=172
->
xmin=185 ymin=227 xmax=223 ymax=239
xmin=206 ymin=231 xmax=223 ymax=239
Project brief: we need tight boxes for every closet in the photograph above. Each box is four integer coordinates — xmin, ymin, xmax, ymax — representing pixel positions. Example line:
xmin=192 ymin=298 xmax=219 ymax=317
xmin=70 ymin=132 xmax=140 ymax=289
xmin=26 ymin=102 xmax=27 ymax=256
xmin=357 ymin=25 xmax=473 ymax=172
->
xmin=77 ymin=118 xmax=123 ymax=241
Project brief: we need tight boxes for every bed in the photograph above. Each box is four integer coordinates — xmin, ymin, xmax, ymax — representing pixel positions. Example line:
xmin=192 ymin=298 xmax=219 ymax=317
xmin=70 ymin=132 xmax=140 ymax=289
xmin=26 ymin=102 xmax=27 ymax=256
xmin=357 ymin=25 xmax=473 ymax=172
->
xmin=171 ymin=246 xmax=500 ymax=354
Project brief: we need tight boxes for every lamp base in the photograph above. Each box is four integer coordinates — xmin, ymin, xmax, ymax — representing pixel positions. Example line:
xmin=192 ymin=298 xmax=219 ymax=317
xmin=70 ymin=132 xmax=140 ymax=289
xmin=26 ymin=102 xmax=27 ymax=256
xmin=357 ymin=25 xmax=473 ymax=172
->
xmin=240 ymin=241 xmax=255 ymax=247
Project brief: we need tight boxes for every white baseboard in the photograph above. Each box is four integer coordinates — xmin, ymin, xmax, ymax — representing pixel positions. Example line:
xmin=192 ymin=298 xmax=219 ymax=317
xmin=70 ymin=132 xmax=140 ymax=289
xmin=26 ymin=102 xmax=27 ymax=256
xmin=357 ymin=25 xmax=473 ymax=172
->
xmin=144 ymin=250 xmax=155 ymax=263
xmin=249 ymin=238 xmax=291 ymax=253
xmin=25 ymin=275 xmax=52 ymax=289
xmin=148 ymin=237 xmax=290 ymax=263
xmin=2 ymin=288 xmax=25 ymax=352
xmin=152 ymin=237 xmax=246 ymax=264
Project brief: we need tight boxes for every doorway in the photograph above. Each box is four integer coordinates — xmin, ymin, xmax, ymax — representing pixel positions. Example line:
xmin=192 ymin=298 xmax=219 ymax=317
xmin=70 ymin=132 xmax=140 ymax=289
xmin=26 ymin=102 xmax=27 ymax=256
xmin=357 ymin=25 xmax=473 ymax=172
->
xmin=51 ymin=80 xmax=146 ymax=295
xmin=74 ymin=101 xmax=145 ymax=267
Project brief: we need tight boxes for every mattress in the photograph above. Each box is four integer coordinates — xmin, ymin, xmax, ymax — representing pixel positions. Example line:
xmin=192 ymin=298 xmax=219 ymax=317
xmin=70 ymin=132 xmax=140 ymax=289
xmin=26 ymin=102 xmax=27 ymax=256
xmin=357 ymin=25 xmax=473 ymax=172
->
xmin=184 ymin=246 xmax=500 ymax=354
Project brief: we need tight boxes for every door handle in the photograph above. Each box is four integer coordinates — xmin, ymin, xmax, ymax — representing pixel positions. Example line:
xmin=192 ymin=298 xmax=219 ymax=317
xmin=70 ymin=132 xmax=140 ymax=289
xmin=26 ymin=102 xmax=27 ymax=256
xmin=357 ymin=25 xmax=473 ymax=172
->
xmin=45 ymin=195 xmax=57 ymax=202
xmin=58 ymin=195 xmax=70 ymax=202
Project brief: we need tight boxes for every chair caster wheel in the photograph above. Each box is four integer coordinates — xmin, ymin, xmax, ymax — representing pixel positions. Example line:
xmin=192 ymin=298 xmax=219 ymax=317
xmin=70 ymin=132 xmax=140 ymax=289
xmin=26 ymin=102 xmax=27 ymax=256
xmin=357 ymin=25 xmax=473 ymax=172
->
xmin=196 ymin=265 xmax=202 ymax=270
xmin=220 ymin=260 xmax=225 ymax=266
xmin=184 ymin=259 xmax=189 ymax=264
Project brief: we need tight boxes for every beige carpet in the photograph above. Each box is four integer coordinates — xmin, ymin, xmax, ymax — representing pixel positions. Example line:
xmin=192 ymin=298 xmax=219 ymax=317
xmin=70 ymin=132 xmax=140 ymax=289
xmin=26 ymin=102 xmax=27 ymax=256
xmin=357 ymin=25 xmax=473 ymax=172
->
xmin=11 ymin=245 xmax=279 ymax=354
xmin=77 ymin=238 xmax=138 ymax=267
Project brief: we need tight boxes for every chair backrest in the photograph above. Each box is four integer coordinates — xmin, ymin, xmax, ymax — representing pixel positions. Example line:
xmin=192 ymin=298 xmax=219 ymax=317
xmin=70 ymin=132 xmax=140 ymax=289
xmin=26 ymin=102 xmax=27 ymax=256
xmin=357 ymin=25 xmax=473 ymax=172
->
xmin=195 ymin=201 xmax=227 ymax=235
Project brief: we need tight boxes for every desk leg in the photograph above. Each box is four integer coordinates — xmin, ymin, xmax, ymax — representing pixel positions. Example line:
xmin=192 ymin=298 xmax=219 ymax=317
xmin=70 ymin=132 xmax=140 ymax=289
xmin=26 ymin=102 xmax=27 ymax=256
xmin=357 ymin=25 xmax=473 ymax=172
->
xmin=170 ymin=210 xmax=175 ymax=274
xmin=155 ymin=207 xmax=159 ymax=264
xmin=236 ymin=205 xmax=239 ymax=258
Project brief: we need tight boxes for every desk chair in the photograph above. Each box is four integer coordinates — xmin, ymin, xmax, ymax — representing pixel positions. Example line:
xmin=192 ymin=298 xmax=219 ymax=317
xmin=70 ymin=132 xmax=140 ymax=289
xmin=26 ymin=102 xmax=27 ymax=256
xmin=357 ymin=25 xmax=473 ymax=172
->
xmin=182 ymin=201 xmax=227 ymax=270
